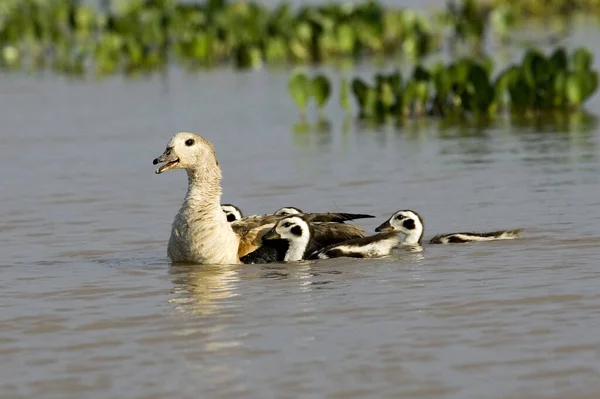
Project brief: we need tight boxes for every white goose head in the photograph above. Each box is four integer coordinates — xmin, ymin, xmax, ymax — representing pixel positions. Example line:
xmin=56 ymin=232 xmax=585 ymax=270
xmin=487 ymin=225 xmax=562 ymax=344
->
xmin=153 ymin=132 xmax=219 ymax=175
xmin=273 ymin=207 xmax=303 ymax=216
xmin=375 ymin=210 xmax=424 ymax=245
xmin=221 ymin=204 xmax=243 ymax=222
xmin=261 ymin=215 xmax=312 ymax=262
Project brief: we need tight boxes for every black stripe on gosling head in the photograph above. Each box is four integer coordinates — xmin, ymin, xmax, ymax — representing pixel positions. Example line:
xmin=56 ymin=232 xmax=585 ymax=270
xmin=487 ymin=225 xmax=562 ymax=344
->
xmin=260 ymin=215 xmax=313 ymax=262
xmin=221 ymin=204 xmax=243 ymax=222
xmin=375 ymin=209 xmax=424 ymax=245
xmin=262 ymin=216 xmax=311 ymax=241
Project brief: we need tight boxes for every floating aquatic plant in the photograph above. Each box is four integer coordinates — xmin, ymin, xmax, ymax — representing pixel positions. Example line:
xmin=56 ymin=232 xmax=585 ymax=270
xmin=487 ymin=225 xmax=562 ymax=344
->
xmin=490 ymin=0 xmax=600 ymax=18
xmin=288 ymin=71 xmax=311 ymax=118
xmin=291 ymin=47 xmax=598 ymax=123
xmin=0 ymin=0 xmax=442 ymax=75
xmin=440 ymin=0 xmax=487 ymax=52
xmin=1 ymin=0 xmax=598 ymax=76
xmin=288 ymin=72 xmax=333 ymax=119
xmin=311 ymin=75 xmax=331 ymax=116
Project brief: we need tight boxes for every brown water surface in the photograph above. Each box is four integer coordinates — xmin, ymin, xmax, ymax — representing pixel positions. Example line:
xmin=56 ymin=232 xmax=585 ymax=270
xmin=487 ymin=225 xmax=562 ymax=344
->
xmin=2 ymin=41 xmax=600 ymax=399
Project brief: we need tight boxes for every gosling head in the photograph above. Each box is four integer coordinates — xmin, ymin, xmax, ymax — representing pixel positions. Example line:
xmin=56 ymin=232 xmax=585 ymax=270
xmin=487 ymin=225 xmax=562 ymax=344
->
xmin=221 ymin=204 xmax=243 ymax=222
xmin=273 ymin=207 xmax=303 ymax=216
xmin=261 ymin=215 xmax=312 ymax=262
xmin=375 ymin=209 xmax=424 ymax=245
xmin=261 ymin=216 xmax=311 ymax=243
xmin=153 ymin=132 xmax=218 ymax=174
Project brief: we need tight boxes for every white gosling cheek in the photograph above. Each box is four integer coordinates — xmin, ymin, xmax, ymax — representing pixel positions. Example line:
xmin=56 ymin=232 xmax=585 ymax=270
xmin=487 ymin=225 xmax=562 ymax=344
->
xmin=282 ymin=221 xmax=310 ymax=262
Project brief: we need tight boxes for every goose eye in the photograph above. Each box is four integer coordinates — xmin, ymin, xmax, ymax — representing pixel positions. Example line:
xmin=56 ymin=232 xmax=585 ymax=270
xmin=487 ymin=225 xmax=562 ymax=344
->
xmin=396 ymin=215 xmax=404 ymax=220
xmin=283 ymin=222 xmax=292 ymax=228
xmin=185 ymin=139 xmax=195 ymax=146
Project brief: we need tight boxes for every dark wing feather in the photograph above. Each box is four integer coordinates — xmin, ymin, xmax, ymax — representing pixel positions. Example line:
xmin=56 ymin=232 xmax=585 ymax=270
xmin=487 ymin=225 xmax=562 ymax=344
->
xmin=231 ymin=215 xmax=281 ymax=237
xmin=232 ymin=212 xmax=374 ymax=235
xmin=429 ymin=229 xmax=523 ymax=244
xmin=305 ymin=212 xmax=375 ymax=223
xmin=312 ymin=222 xmax=368 ymax=246
xmin=240 ymin=244 xmax=281 ymax=264
xmin=309 ymin=232 xmax=399 ymax=259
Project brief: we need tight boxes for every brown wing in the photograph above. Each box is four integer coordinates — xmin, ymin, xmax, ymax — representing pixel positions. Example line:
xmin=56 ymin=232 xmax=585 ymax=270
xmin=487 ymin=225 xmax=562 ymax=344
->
xmin=231 ymin=215 xmax=279 ymax=236
xmin=231 ymin=214 xmax=285 ymax=258
xmin=232 ymin=211 xmax=373 ymax=234
xmin=232 ymin=222 xmax=276 ymax=258
xmin=312 ymin=222 xmax=368 ymax=247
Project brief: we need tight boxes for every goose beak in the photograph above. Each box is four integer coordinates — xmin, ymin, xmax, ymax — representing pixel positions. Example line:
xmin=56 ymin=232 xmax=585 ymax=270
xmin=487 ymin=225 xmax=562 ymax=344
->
xmin=261 ymin=228 xmax=281 ymax=241
xmin=375 ymin=220 xmax=393 ymax=232
xmin=153 ymin=147 xmax=180 ymax=174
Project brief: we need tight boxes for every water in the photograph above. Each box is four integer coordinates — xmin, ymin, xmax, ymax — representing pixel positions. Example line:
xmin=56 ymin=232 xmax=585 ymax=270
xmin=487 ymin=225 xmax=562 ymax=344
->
xmin=3 ymin=21 xmax=600 ymax=399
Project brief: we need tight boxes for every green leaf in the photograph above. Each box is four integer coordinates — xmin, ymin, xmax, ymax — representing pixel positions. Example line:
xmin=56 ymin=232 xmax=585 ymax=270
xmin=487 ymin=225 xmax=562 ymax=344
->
xmin=311 ymin=75 xmax=331 ymax=108
xmin=566 ymin=70 xmax=598 ymax=106
xmin=265 ymin=37 xmax=287 ymax=63
xmin=572 ymin=47 xmax=593 ymax=74
xmin=523 ymin=49 xmax=550 ymax=86
xmin=481 ymin=57 xmax=494 ymax=77
xmin=374 ymin=73 xmax=387 ymax=91
xmin=433 ymin=66 xmax=452 ymax=101
xmin=402 ymin=80 xmax=416 ymax=110
xmin=467 ymin=63 xmax=490 ymax=89
xmin=415 ymin=81 xmax=429 ymax=102
xmin=494 ymin=66 xmax=519 ymax=106
xmin=549 ymin=47 xmax=568 ymax=75
xmin=553 ymin=71 xmax=567 ymax=107
xmin=455 ymin=59 xmax=472 ymax=85
xmin=336 ymin=23 xmax=355 ymax=54
xmin=364 ymin=87 xmax=379 ymax=118
xmin=508 ymin=74 xmax=535 ymax=110
xmin=566 ymin=73 xmax=584 ymax=106
xmin=412 ymin=65 xmax=430 ymax=81
xmin=288 ymin=72 xmax=311 ymax=113
xmin=582 ymin=70 xmax=599 ymax=100
xmin=467 ymin=63 xmax=493 ymax=111
xmin=388 ymin=70 xmax=403 ymax=94
xmin=379 ymin=82 xmax=395 ymax=109
xmin=351 ymin=78 xmax=369 ymax=112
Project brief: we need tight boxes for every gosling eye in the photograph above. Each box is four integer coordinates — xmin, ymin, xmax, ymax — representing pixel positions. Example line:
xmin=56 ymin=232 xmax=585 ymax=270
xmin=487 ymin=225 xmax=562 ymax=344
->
xmin=185 ymin=139 xmax=195 ymax=146
xmin=283 ymin=222 xmax=292 ymax=228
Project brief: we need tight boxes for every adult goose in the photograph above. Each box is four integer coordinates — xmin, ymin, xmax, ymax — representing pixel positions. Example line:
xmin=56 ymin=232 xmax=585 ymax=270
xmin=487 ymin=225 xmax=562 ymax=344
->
xmin=153 ymin=132 xmax=373 ymax=264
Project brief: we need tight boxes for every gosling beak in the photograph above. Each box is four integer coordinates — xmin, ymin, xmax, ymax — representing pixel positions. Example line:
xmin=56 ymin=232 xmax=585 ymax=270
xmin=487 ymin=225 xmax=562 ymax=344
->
xmin=375 ymin=220 xmax=394 ymax=232
xmin=261 ymin=228 xmax=281 ymax=242
xmin=153 ymin=147 xmax=180 ymax=174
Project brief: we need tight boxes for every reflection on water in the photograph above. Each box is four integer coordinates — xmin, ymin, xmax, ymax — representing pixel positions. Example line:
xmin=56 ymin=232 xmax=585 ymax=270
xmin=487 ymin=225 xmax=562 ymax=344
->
xmin=169 ymin=264 xmax=241 ymax=315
